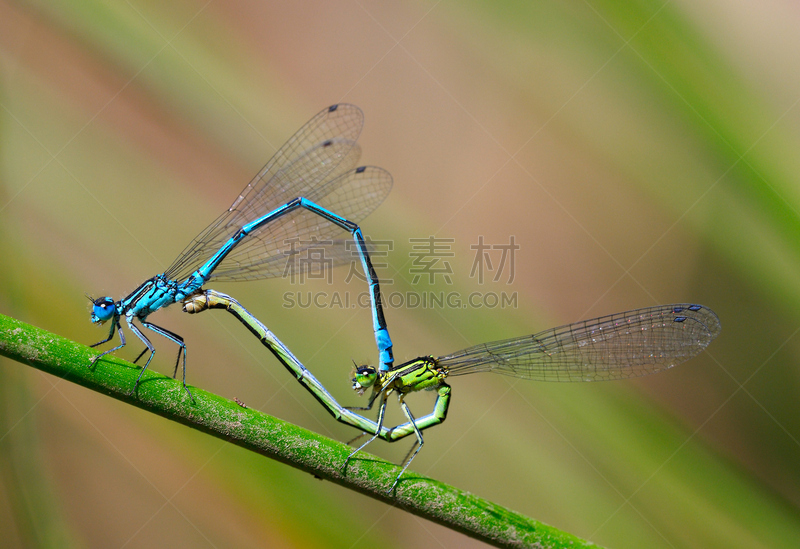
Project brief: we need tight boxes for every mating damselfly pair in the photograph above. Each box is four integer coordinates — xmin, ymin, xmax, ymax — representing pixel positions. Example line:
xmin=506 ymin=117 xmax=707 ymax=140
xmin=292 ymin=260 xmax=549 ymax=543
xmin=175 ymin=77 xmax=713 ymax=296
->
xmin=88 ymin=104 xmax=721 ymax=491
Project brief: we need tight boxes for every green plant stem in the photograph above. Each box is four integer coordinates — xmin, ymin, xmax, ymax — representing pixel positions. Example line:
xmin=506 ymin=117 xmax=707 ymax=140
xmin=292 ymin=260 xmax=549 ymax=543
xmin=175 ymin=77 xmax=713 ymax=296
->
xmin=0 ymin=313 xmax=601 ymax=549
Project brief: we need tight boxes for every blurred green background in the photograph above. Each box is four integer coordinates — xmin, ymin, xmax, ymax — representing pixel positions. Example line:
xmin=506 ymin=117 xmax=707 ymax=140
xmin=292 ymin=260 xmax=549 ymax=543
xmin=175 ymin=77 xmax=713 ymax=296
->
xmin=2 ymin=1 xmax=800 ymax=547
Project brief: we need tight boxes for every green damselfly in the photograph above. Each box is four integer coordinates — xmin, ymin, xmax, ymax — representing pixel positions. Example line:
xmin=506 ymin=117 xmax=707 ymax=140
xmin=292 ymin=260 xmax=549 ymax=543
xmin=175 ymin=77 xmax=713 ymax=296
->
xmin=348 ymin=303 xmax=720 ymax=489
xmin=184 ymin=291 xmax=720 ymax=492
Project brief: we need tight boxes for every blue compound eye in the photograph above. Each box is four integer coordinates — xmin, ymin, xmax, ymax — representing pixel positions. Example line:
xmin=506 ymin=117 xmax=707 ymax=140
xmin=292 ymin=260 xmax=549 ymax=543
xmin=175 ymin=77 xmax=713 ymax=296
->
xmin=91 ymin=297 xmax=116 ymax=323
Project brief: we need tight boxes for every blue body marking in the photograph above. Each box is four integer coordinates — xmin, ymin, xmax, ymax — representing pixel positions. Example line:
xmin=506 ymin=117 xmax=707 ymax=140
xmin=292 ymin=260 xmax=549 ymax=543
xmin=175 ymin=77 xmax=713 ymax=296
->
xmin=88 ymin=104 xmax=395 ymax=397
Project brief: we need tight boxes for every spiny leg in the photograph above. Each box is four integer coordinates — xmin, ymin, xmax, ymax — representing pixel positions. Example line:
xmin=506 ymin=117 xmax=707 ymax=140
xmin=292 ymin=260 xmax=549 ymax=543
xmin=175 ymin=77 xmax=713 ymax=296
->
xmin=90 ymin=316 xmax=119 ymax=348
xmin=140 ymin=321 xmax=184 ymax=378
xmin=345 ymin=387 xmax=381 ymax=412
xmin=400 ymin=441 xmax=420 ymax=471
xmin=345 ymin=432 xmax=369 ymax=446
xmin=344 ymin=386 xmax=377 ymax=444
xmin=126 ymin=319 xmax=155 ymax=396
xmin=343 ymin=391 xmax=389 ymax=473
xmin=89 ymin=318 xmax=126 ymax=367
xmin=132 ymin=347 xmax=148 ymax=364
xmin=341 ymin=392 xmax=384 ymax=450
xmin=389 ymin=395 xmax=424 ymax=492
xmin=141 ymin=320 xmax=192 ymax=401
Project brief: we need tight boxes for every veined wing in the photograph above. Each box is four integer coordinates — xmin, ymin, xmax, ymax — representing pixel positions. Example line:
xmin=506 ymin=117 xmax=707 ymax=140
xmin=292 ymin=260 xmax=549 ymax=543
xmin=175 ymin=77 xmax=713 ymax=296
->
xmin=438 ymin=304 xmax=721 ymax=381
xmin=165 ymin=104 xmax=385 ymax=282
xmin=209 ymin=165 xmax=392 ymax=280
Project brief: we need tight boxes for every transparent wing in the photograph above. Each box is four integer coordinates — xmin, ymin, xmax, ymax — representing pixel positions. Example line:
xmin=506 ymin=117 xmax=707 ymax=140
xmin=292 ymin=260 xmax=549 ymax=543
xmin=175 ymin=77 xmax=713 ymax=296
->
xmin=164 ymin=104 xmax=390 ymax=282
xmin=209 ymin=166 xmax=392 ymax=280
xmin=198 ymin=236 xmax=386 ymax=282
xmin=438 ymin=304 xmax=721 ymax=381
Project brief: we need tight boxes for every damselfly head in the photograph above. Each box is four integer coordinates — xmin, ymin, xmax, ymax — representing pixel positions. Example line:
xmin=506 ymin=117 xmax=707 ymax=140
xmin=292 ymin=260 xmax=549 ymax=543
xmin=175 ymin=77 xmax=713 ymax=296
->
xmin=91 ymin=296 xmax=116 ymax=324
xmin=351 ymin=365 xmax=377 ymax=395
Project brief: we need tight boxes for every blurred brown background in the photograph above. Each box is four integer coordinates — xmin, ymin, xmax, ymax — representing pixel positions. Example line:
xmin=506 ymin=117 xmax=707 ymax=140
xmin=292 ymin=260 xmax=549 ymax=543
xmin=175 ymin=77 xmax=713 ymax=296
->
xmin=2 ymin=1 xmax=800 ymax=547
